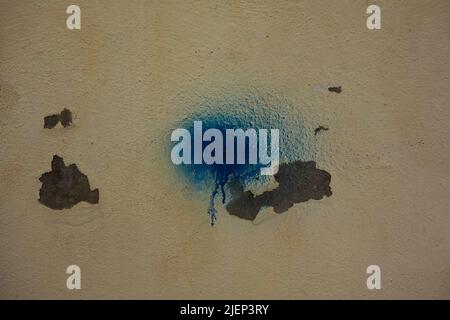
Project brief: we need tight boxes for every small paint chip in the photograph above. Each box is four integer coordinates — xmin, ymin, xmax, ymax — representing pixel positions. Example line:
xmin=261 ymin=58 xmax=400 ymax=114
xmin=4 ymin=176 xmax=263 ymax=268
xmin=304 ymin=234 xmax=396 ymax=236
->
xmin=328 ymin=86 xmax=342 ymax=94
xmin=314 ymin=126 xmax=329 ymax=135
xmin=44 ymin=108 xmax=72 ymax=128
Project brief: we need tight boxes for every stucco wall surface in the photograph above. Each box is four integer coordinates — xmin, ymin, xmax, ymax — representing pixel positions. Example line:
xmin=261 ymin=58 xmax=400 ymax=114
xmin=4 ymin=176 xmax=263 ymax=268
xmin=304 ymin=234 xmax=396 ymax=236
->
xmin=0 ymin=0 xmax=449 ymax=299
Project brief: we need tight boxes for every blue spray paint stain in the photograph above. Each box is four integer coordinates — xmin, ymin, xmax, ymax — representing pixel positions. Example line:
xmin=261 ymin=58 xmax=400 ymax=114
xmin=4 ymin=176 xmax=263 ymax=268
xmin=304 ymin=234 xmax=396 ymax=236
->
xmin=169 ymin=93 xmax=315 ymax=225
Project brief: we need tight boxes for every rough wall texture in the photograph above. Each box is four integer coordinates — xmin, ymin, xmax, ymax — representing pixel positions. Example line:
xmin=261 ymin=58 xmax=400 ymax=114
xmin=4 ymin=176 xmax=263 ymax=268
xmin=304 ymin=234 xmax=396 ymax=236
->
xmin=1 ymin=0 xmax=449 ymax=299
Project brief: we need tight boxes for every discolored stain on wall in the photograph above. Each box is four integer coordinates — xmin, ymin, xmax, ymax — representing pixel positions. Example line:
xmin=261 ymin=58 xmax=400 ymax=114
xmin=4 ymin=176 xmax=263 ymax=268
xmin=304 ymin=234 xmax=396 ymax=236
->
xmin=0 ymin=83 xmax=20 ymax=109
xmin=226 ymin=161 xmax=332 ymax=221
xmin=38 ymin=155 xmax=99 ymax=210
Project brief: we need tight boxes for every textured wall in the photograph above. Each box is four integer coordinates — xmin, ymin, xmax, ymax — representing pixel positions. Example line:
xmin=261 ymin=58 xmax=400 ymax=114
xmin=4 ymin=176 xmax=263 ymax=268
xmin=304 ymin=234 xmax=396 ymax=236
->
xmin=1 ymin=0 xmax=449 ymax=299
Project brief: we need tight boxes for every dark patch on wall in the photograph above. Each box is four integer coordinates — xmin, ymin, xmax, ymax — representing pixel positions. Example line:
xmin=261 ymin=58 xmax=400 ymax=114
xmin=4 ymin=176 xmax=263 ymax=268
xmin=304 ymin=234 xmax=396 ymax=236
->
xmin=328 ymin=86 xmax=342 ymax=94
xmin=38 ymin=155 xmax=99 ymax=209
xmin=314 ymin=126 xmax=329 ymax=135
xmin=44 ymin=108 xmax=72 ymax=128
xmin=226 ymin=161 xmax=332 ymax=221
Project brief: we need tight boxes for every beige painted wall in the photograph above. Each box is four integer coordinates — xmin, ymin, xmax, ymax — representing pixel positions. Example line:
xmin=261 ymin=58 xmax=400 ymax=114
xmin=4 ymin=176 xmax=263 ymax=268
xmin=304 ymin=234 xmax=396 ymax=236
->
xmin=1 ymin=0 xmax=449 ymax=299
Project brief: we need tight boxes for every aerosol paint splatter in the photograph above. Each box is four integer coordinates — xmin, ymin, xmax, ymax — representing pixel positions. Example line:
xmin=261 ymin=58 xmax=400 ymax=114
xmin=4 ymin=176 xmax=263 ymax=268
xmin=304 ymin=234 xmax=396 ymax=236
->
xmin=168 ymin=92 xmax=318 ymax=225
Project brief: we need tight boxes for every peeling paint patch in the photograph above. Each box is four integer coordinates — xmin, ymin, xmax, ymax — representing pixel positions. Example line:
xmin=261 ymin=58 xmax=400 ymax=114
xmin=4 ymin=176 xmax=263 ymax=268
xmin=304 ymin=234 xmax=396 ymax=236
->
xmin=328 ymin=86 xmax=342 ymax=94
xmin=38 ymin=155 xmax=99 ymax=209
xmin=226 ymin=160 xmax=332 ymax=221
xmin=44 ymin=108 xmax=72 ymax=128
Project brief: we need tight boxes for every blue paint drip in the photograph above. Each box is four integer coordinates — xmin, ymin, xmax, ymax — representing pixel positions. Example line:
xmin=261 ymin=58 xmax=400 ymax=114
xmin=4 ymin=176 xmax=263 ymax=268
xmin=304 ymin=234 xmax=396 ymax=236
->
xmin=180 ymin=115 xmax=266 ymax=224
xmin=169 ymin=93 xmax=314 ymax=225
xmin=208 ymin=183 xmax=219 ymax=226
